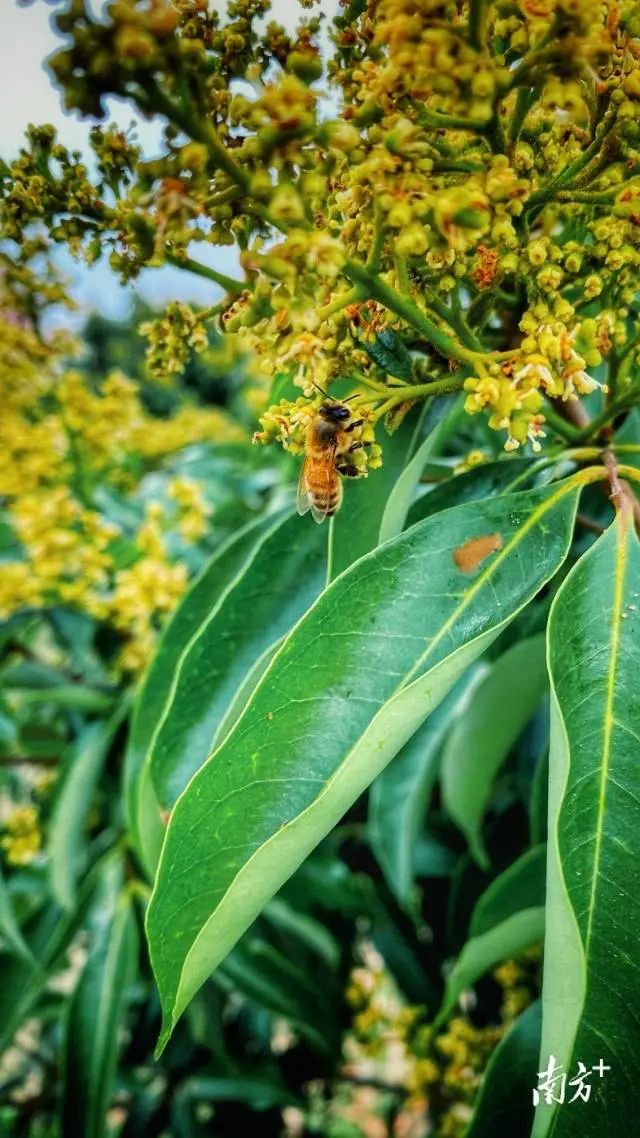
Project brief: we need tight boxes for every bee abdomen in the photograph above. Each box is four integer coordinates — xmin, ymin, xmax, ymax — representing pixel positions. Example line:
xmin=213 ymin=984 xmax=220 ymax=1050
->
xmin=310 ymin=488 xmax=340 ymax=516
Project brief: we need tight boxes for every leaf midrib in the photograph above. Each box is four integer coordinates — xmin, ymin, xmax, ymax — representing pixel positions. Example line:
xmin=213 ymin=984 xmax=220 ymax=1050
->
xmin=401 ymin=479 xmax=576 ymax=688
xmin=584 ymin=512 xmax=630 ymax=956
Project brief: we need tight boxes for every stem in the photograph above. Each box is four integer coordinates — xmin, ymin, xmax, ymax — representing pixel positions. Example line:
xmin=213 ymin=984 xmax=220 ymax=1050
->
xmin=343 ymin=260 xmax=479 ymax=364
xmin=393 ymin=255 xmax=411 ymax=295
xmin=366 ymin=197 xmax=385 ymax=272
xmin=348 ymin=371 xmax=393 ymax=395
xmin=0 ymin=755 xmax=59 ymax=766
xmin=380 ymin=376 xmax=466 ymax=406
xmin=603 ymin=452 xmax=640 ymax=528
xmin=542 ymin=403 xmax=582 ymax=442
xmin=556 ymin=189 xmax=617 ymax=206
xmin=205 ymin=185 xmax=242 ymax=208
xmin=571 ymin=395 xmax=635 ymax=444
xmin=424 ymin=288 xmax=484 ymax=351
xmin=316 ymin=286 xmax=362 ymax=321
xmin=508 ymin=87 xmax=537 ymax=142
xmin=615 ymin=464 xmax=640 ymax=485
xmin=138 ymin=80 xmax=251 ymax=193
xmin=524 ymin=103 xmax=617 ymax=215
xmin=61 ymin=417 xmax=93 ymax=507
xmin=604 ymin=447 xmax=625 ymax=510
xmin=468 ymin=0 xmax=487 ymax=50
xmin=576 ymin=512 xmax=606 ymax=536
xmin=164 ymin=252 xmax=247 ymax=295
xmin=416 ymin=106 xmax=491 ymax=134
xmin=502 ymin=449 xmax=570 ymax=491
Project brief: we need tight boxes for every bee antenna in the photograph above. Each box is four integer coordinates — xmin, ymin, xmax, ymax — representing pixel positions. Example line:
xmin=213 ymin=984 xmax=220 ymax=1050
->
xmin=343 ymin=393 xmax=359 ymax=402
xmin=312 ymin=381 xmax=331 ymax=399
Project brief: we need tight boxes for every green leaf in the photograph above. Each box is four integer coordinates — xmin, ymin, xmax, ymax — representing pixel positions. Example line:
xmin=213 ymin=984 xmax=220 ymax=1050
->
xmin=0 ymin=854 xmax=116 ymax=1051
xmin=1 ymin=661 xmax=76 ymax=689
xmin=470 ymin=845 xmax=546 ymax=939
xmin=435 ymin=908 xmax=545 ymax=1030
xmin=0 ymin=906 xmax=62 ymax=1052
xmin=441 ymin=635 xmax=548 ymax=867
xmin=213 ymin=637 xmax=284 ymax=748
xmin=49 ymin=699 xmax=130 ymax=909
xmin=534 ymin=513 xmax=640 ymax=1138
xmin=466 ymin=1000 xmax=542 ymax=1138
xmin=407 ymin=458 xmax=535 ymax=528
xmin=4 ymin=684 xmax=114 ymax=711
xmin=378 ymin=394 xmax=460 ymax=545
xmin=148 ymin=510 xmax=326 ymax=811
xmin=362 ymin=328 xmax=414 ymax=380
xmin=368 ymin=670 xmax=480 ymax=909
xmin=218 ymin=936 xmax=337 ymax=1053
xmin=0 ymin=866 xmax=36 ymax=967
xmin=60 ymin=860 xmax=138 ymax=1138
xmin=262 ymin=896 xmax=339 ymax=969
xmin=328 ymin=403 xmax=427 ymax=578
xmin=146 ymin=479 xmax=579 ymax=1053
xmin=413 ymin=835 xmax=457 ymax=878
xmin=529 ymin=749 xmax=549 ymax=846
xmin=124 ymin=510 xmax=315 ymax=871
xmin=182 ymin=1075 xmax=296 ymax=1112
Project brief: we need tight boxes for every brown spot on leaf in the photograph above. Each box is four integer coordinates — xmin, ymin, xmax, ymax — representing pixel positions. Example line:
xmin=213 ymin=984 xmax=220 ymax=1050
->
xmin=453 ymin=532 xmax=504 ymax=574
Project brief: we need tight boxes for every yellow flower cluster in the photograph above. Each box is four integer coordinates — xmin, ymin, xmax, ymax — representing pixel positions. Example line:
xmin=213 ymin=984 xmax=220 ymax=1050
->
xmin=140 ymin=302 xmax=209 ymax=380
xmin=6 ymin=488 xmax=116 ymax=619
xmin=167 ymin=475 xmax=213 ymax=541
xmin=6 ymin=0 xmax=640 ymax=464
xmin=0 ymin=316 xmax=241 ymax=672
xmin=3 ymin=481 xmax=215 ymax=674
xmin=339 ymin=938 xmax=539 ymax=1137
xmin=132 ymin=405 xmax=244 ymax=459
xmin=1 ymin=805 xmax=42 ymax=867
xmin=56 ymin=370 xmax=146 ymax=476
xmin=110 ymin=510 xmax=189 ymax=674
xmin=465 ymin=307 xmax=614 ymax=450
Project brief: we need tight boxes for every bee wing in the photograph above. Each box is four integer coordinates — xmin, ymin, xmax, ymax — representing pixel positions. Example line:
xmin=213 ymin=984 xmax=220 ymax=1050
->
xmin=297 ymin=458 xmax=312 ymax=517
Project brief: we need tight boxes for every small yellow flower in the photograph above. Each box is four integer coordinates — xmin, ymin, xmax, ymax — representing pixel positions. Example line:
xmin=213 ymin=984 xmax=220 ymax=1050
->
xmin=1 ymin=806 xmax=42 ymax=866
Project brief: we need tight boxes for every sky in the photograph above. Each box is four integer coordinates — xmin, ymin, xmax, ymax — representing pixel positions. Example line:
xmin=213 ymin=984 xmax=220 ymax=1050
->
xmin=0 ymin=0 xmax=339 ymax=322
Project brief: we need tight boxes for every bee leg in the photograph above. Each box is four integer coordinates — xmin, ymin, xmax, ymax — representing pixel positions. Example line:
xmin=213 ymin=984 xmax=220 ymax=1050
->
xmin=348 ymin=440 xmax=364 ymax=452
xmin=345 ymin=419 xmax=364 ymax=433
xmin=336 ymin=463 xmax=360 ymax=478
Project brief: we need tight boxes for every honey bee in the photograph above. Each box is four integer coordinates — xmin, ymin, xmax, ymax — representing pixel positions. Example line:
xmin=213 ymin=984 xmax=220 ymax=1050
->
xmin=297 ymin=396 xmax=365 ymax=523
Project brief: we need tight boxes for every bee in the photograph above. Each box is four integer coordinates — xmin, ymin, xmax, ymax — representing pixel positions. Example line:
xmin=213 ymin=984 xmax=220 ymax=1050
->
xmin=297 ymin=394 xmax=365 ymax=523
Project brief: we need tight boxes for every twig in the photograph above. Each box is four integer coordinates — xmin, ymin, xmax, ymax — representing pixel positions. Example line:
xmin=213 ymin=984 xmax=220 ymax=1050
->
xmin=576 ymin=512 xmax=606 ymax=536
xmin=603 ymin=449 xmax=640 ymax=533
xmin=604 ymin=447 xmax=625 ymax=510
xmin=0 ymin=755 xmax=60 ymax=766
xmin=336 ymin=1071 xmax=407 ymax=1096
